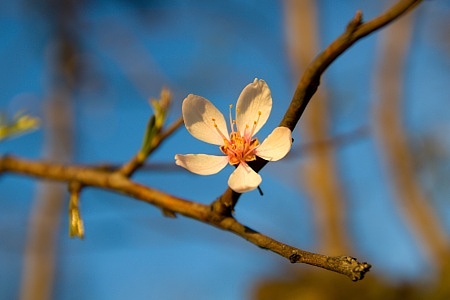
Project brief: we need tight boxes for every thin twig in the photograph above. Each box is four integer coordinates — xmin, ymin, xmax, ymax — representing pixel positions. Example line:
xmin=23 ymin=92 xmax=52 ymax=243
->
xmin=160 ymin=117 xmax=184 ymax=141
xmin=281 ymin=0 xmax=422 ymax=131
xmin=119 ymin=116 xmax=184 ymax=177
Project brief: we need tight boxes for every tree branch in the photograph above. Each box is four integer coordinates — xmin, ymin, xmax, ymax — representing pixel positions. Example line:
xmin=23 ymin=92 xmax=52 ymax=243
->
xmin=281 ymin=0 xmax=422 ymax=131
xmin=0 ymin=155 xmax=370 ymax=281
xmin=118 ymin=116 xmax=183 ymax=177
xmin=211 ymin=0 xmax=423 ymax=214
xmin=118 ymin=88 xmax=179 ymax=178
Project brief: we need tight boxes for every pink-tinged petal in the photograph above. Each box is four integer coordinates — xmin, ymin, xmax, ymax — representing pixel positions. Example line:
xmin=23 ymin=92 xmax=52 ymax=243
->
xmin=236 ymin=79 xmax=272 ymax=137
xmin=228 ymin=163 xmax=262 ymax=193
xmin=175 ymin=154 xmax=228 ymax=175
xmin=256 ymin=127 xmax=292 ymax=161
xmin=182 ymin=94 xmax=229 ymax=145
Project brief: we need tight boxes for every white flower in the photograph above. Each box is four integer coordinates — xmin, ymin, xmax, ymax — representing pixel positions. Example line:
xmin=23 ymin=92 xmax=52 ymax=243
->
xmin=175 ymin=79 xmax=292 ymax=193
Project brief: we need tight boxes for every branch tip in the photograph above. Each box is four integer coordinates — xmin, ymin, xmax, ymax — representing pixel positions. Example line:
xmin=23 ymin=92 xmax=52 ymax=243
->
xmin=351 ymin=261 xmax=372 ymax=281
xmin=346 ymin=10 xmax=364 ymax=33
xmin=335 ymin=256 xmax=372 ymax=281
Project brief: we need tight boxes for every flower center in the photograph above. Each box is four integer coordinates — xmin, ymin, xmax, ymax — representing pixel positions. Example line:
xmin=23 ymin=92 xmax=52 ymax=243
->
xmin=220 ymin=132 xmax=259 ymax=165
xmin=212 ymin=105 xmax=261 ymax=165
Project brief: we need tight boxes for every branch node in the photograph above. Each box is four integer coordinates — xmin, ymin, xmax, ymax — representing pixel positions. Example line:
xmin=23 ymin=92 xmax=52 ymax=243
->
xmin=210 ymin=188 xmax=240 ymax=217
xmin=289 ymin=252 xmax=302 ymax=263
xmin=161 ymin=208 xmax=177 ymax=218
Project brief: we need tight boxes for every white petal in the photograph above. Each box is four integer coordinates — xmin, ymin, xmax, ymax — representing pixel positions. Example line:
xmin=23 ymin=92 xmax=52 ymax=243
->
xmin=236 ymin=79 xmax=272 ymax=137
xmin=175 ymin=154 xmax=228 ymax=175
xmin=182 ymin=94 xmax=229 ymax=145
xmin=228 ymin=163 xmax=262 ymax=193
xmin=256 ymin=127 xmax=292 ymax=161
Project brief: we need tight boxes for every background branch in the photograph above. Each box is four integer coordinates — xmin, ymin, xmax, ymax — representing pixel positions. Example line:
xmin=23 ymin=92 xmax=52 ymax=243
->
xmin=373 ymin=4 xmax=449 ymax=266
xmin=284 ymin=0 xmax=352 ymax=255
xmin=19 ymin=0 xmax=79 ymax=298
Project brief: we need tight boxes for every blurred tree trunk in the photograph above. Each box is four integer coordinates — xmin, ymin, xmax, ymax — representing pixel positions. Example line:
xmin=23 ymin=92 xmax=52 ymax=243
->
xmin=284 ymin=0 xmax=351 ymax=255
xmin=373 ymin=8 xmax=449 ymax=269
xmin=20 ymin=1 xmax=79 ymax=299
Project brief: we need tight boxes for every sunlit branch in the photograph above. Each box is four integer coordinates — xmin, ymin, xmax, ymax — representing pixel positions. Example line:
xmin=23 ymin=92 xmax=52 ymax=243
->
xmin=281 ymin=0 xmax=422 ymax=131
xmin=212 ymin=0 xmax=422 ymax=215
xmin=0 ymin=155 xmax=370 ymax=280
xmin=119 ymin=116 xmax=183 ymax=177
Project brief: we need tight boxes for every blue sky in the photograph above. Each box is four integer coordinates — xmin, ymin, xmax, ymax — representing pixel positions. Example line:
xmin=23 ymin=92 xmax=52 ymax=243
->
xmin=1 ymin=1 xmax=450 ymax=299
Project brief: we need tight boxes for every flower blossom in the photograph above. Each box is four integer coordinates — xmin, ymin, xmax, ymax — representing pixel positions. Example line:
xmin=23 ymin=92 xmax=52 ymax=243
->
xmin=175 ymin=79 xmax=292 ymax=193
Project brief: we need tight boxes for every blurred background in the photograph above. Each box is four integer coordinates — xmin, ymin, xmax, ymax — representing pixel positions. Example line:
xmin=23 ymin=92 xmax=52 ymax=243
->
xmin=1 ymin=0 xmax=450 ymax=299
